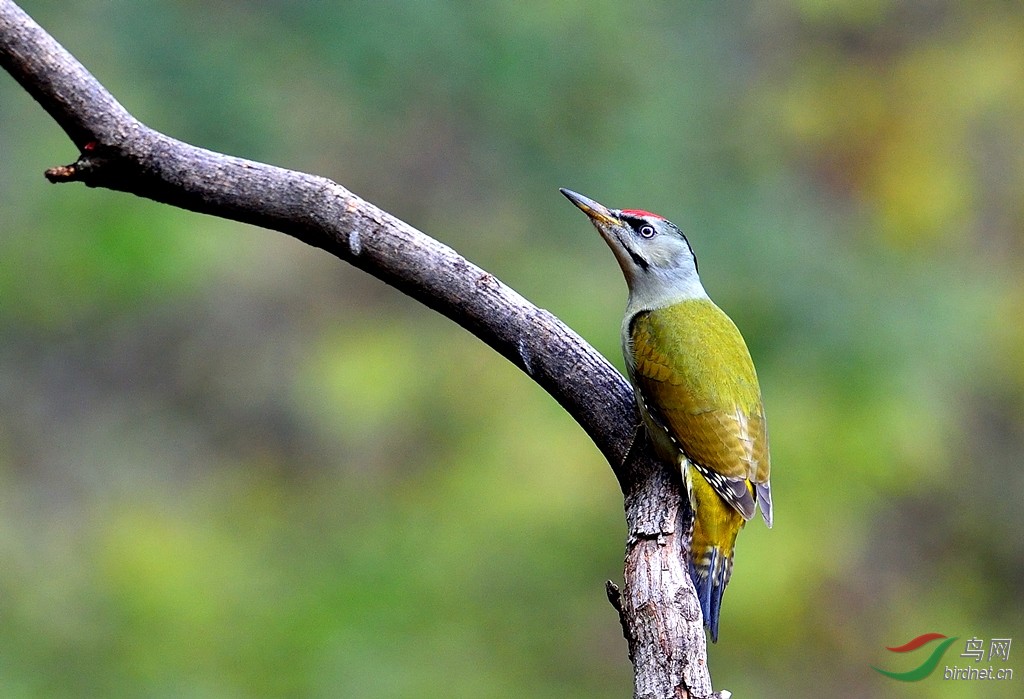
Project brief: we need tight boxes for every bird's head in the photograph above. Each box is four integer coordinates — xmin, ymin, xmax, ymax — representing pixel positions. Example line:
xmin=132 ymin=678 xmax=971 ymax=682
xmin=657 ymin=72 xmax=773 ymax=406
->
xmin=561 ymin=188 xmax=706 ymax=308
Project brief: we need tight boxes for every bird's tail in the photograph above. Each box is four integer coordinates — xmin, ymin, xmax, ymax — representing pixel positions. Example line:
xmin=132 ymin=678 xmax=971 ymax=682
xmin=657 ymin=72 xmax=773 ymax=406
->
xmin=685 ymin=465 xmax=747 ymax=643
xmin=688 ymin=540 xmax=733 ymax=643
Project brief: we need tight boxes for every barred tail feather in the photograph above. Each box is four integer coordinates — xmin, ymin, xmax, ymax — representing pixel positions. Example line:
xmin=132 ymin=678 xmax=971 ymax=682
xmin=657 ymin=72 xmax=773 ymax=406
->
xmin=689 ymin=545 xmax=733 ymax=643
xmin=756 ymin=481 xmax=773 ymax=528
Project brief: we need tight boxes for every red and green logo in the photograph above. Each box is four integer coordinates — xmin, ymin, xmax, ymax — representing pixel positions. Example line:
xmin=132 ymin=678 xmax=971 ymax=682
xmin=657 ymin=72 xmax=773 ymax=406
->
xmin=872 ymin=633 xmax=959 ymax=682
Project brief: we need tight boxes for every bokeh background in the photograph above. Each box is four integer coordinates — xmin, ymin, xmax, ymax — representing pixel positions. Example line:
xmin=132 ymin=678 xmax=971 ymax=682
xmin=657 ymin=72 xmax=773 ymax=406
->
xmin=2 ymin=1 xmax=1022 ymax=697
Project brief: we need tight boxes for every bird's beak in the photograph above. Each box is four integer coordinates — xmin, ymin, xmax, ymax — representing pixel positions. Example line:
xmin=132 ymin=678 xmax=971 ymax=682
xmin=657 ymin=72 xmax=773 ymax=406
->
xmin=560 ymin=188 xmax=619 ymax=226
xmin=562 ymin=187 xmax=646 ymax=285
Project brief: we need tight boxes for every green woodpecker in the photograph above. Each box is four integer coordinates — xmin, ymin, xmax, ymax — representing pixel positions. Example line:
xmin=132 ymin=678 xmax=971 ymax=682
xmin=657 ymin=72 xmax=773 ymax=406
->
xmin=561 ymin=188 xmax=772 ymax=642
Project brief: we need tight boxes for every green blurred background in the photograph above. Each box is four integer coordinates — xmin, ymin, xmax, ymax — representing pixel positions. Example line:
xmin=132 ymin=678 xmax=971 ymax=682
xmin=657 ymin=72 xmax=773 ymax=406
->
xmin=2 ymin=1 xmax=1022 ymax=697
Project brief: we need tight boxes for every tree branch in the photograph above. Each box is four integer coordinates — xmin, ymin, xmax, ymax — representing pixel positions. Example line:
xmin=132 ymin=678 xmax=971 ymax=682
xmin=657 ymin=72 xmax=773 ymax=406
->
xmin=0 ymin=2 xmax=725 ymax=696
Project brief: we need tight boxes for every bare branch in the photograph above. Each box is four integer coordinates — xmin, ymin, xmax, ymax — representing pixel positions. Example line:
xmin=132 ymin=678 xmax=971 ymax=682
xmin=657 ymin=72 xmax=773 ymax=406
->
xmin=0 ymin=1 xmax=726 ymax=696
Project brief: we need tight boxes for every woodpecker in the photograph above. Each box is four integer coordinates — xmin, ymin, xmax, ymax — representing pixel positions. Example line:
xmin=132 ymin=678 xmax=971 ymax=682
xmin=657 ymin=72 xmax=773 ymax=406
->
xmin=561 ymin=188 xmax=772 ymax=642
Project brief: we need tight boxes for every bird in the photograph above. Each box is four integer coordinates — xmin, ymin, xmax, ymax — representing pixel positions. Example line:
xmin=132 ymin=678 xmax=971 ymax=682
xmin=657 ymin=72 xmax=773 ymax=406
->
xmin=561 ymin=188 xmax=772 ymax=642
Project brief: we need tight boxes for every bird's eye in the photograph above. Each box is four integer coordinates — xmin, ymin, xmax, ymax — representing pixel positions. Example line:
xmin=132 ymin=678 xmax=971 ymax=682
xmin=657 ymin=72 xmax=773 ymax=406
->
xmin=639 ymin=224 xmax=656 ymax=239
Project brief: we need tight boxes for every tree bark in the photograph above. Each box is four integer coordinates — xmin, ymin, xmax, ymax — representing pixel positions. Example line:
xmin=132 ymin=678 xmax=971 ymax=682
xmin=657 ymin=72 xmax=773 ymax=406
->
xmin=0 ymin=2 xmax=727 ymax=696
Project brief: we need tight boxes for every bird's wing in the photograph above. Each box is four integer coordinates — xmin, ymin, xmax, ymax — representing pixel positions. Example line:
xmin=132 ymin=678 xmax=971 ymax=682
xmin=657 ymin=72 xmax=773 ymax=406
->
xmin=629 ymin=303 xmax=770 ymax=521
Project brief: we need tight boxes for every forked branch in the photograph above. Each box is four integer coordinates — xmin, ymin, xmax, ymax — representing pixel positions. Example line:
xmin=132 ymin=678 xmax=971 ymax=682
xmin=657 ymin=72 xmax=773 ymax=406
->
xmin=0 ymin=1 xmax=725 ymax=696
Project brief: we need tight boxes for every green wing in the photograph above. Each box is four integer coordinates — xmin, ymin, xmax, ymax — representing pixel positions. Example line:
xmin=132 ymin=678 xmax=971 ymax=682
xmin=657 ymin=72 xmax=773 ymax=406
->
xmin=628 ymin=300 xmax=772 ymax=524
